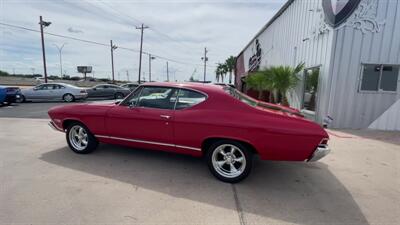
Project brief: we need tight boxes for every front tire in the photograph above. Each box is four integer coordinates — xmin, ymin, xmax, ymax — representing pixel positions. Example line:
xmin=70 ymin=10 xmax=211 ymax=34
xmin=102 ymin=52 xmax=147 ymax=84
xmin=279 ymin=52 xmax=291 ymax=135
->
xmin=206 ymin=140 xmax=253 ymax=183
xmin=63 ymin=93 xmax=75 ymax=102
xmin=66 ymin=122 xmax=98 ymax=154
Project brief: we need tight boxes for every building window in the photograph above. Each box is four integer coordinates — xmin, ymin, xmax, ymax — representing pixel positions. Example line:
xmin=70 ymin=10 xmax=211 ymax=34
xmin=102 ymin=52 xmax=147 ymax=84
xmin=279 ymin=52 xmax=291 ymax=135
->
xmin=303 ymin=67 xmax=320 ymax=112
xmin=360 ymin=64 xmax=399 ymax=92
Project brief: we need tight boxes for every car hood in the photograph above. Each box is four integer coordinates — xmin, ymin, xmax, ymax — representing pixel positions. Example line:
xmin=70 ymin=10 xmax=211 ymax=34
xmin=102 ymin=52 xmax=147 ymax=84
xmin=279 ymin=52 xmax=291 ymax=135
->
xmin=48 ymin=101 xmax=116 ymax=117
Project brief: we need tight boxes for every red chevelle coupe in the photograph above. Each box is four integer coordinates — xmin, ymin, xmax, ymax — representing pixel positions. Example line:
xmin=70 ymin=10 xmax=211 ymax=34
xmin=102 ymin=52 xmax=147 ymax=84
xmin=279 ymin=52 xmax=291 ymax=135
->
xmin=48 ymin=82 xmax=330 ymax=183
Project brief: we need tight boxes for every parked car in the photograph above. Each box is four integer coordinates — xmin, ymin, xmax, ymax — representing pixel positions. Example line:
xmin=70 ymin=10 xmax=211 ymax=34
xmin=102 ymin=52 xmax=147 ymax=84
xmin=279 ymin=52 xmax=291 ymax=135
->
xmin=0 ymin=86 xmax=21 ymax=105
xmin=120 ymin=83 xmax=139 ymax=91
xmin=48 ymin=82 xmax=330 ymax=183
xmin=0 ymin=86 xmax=6 ymax=105
xmin=86 ymin=84 xmax=131 ymax=99
xmin=20 ymin=83 xmax=88 ymax=102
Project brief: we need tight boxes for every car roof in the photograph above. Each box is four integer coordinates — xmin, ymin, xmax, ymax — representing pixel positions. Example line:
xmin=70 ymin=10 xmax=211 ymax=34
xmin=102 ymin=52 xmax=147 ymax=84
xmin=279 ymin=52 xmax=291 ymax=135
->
xmin=122 ymin=83 xmax=139 ymax=85
xmin=141 ymin=82 xmax=228 ymax=95
xmin=38 ymin=83 xmax=79 ymax=88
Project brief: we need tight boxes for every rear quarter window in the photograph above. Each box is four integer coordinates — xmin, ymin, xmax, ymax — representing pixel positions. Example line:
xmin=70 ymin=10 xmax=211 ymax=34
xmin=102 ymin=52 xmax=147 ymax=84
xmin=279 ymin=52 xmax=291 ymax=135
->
xmin=175 ymin=89 xmax=207 ymax=110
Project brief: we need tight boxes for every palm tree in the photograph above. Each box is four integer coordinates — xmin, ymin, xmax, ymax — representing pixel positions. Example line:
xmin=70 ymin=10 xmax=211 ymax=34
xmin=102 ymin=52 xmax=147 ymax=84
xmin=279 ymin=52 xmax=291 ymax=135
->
xmin=245 ymin=72 xmax=270 ymax=99
xmin=221 ymin=63 xmax=229 ymax=83
xmin=215 ymin=64 xmax=224 ymax=82
xmin=245 ymin=67 xmax=275 ymax=102
xmin=225 ymin=56 xmax=236 ymax=84
xmin=269 ymin=62 xmax=304 ymax=105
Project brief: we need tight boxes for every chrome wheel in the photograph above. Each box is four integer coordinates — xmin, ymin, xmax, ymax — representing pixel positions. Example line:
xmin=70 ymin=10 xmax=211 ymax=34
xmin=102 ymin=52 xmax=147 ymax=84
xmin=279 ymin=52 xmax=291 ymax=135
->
xmin=68 ymin=125 xmax=88 ymax=151
xmin=212 ymin=144 xmax=246 ymax=178
xmin=63 ymin=94 xmax=74 ymax=102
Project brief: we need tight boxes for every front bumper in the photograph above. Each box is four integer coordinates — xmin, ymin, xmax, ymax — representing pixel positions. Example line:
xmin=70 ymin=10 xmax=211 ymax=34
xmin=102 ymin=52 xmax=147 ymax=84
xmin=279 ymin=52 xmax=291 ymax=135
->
xmin=5 ymin=94 xmax=20 ymax=103
xmin=48 ymin=121 xmax=64 ymax=132
xmin=308 ymin=145 xmax=330 ymax=162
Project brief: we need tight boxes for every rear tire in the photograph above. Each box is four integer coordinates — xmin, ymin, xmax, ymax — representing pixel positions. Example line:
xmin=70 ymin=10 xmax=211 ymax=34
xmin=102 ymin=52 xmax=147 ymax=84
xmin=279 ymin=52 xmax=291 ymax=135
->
xmin=66 ymin=122 xmax=98 ymax=154
xmin=63 ymin=93 xmax=75 ymax=102
xmin=206 ymin=140 xmax=253 ymax=183
xmin=114 ymin=92 xmax=124 ymax=99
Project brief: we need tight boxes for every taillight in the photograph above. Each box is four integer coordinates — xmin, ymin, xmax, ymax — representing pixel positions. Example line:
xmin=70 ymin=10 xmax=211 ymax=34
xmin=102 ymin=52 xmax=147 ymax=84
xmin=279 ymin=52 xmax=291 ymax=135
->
xmin=319 ymin=138 xmax=329 ymax=146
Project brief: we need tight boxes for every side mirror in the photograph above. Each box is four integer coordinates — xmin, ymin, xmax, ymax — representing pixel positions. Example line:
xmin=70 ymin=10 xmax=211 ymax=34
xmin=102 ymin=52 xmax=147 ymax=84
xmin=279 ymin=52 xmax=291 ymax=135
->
xmin=93 ymin=88 xmax=97 ymax=91
xmin=114 ymin=101 xmax=121 ymax=105
xmin=33 ymin=87 xmax=38 ymax=91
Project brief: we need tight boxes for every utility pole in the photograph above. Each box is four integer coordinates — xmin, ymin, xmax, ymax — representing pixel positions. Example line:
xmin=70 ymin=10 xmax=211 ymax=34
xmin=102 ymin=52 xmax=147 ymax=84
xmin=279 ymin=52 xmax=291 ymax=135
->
xmin=201 ymin=47 xmax=208 ymax=82
xmin=53 ymin=43 xmax=66 ymax=77
xmin=149 ymin=54 xmax=155 ymax=82
xmin=110 ymin=40 xmax=117 ymax=83
xmin=136 ymin=23 xmax=149 ymax=84
xmin=126 ymin=70 xmax=129 ymax=81
xmin=39 ymin=16 xmax=51 ymax=83
xmin=166 ymin=61 xmax=169 ymax=82
xmin=31 ymin=68 xmax=35 ymax=76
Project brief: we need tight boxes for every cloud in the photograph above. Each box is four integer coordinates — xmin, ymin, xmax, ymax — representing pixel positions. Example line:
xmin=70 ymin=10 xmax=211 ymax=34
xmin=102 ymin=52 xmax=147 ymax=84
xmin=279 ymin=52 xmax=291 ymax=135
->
xmin=0 ymin=0 xmax=286 ymax=81
xmin=67 ymin=27 xmax=84 ymax=34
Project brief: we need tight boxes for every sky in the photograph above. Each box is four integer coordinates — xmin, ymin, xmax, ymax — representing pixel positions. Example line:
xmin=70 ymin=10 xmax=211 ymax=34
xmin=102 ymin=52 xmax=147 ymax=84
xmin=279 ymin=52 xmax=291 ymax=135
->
xmin=0 ymin=0 xmax=286 ymax=82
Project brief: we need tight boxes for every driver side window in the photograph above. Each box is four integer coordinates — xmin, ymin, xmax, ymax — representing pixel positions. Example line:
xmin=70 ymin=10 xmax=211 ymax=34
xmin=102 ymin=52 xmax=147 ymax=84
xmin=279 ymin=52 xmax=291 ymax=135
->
xmin=36 ymin=84 xmax=51 ymax=90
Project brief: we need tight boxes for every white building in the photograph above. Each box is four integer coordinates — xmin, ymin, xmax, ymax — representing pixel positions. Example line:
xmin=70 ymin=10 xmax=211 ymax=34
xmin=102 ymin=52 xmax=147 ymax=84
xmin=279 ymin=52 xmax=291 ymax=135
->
xmin=235 ymin=0 xmax=400 ymax=131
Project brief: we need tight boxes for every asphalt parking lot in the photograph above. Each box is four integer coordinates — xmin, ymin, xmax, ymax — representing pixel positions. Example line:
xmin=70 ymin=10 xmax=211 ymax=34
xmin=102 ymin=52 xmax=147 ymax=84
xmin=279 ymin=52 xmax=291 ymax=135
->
xmin=0 ymin=102 xmax=399 ymax=224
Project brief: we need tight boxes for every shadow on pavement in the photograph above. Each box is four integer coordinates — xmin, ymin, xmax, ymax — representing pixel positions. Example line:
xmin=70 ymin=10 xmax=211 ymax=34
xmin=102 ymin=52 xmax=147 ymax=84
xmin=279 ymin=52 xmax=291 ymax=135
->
xmin=40 ymin=144 xmax=369 ymax=225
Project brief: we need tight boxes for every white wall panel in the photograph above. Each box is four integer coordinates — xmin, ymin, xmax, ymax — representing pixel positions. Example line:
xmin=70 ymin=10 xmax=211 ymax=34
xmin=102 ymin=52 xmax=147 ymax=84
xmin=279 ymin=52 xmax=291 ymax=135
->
xmin=240 ymin=0 xmax=400 ymax=129
xmin=368 ymin=99 xmax=400 ymax=130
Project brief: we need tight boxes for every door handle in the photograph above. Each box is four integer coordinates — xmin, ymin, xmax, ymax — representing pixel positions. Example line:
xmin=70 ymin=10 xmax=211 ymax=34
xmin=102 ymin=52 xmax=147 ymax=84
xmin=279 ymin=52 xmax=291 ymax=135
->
xmin=160 ymin=115 xmax=171 ymax=119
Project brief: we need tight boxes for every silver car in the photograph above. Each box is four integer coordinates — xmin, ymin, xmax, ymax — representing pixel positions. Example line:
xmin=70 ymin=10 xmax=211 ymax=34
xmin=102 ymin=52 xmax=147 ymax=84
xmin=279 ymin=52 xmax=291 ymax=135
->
xmin=20 ymin=83 xmax=88 ymax=102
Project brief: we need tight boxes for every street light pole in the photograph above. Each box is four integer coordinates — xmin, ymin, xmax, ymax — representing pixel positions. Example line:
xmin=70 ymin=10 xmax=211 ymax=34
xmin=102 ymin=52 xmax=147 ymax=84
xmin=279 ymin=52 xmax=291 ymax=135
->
xmin=201 ymin=47 xmax=208 ymax=82
xmin=166 ymin=61 xmax=169 ymax=82
xmin=110 ymin=40 xmax=118 ymax=83
xmin=39 ymin=16 xmax=51 ymax=83
xmin=53 ymin=43 xmax=66 ymax=77
xmin=136 ymin=23 xmax=149 ymax=84
xmin=149 ymin=54 xmax=155 ymax=82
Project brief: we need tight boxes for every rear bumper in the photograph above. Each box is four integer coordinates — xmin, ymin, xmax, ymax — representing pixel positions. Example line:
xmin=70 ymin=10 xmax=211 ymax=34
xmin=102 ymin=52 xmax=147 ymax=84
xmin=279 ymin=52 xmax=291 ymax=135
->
xmin=75 ymin=93 xmax=88 ymax=100
xmin=48 ymin=121 xmax=64 ymax=132
xmin=307 ymin=145 xmax=330 ymax=162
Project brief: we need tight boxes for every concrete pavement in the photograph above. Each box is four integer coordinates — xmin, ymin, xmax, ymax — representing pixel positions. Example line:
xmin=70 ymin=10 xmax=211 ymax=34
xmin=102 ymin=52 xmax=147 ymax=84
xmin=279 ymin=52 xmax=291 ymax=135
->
xmin=0 ymin=117 xmax=399 ymax=224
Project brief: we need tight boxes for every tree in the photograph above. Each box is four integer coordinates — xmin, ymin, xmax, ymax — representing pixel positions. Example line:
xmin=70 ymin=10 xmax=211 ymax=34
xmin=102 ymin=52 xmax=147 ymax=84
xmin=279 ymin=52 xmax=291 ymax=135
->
xmin=215 ymin=63 xmax=224 ymax=82
xmin=225 ymin=56 xmax=236 ymax=84
xmin=245 ymin=72 xmax=270 ymax=99
xmin=269 ymin=62 xmax=304 ymax=105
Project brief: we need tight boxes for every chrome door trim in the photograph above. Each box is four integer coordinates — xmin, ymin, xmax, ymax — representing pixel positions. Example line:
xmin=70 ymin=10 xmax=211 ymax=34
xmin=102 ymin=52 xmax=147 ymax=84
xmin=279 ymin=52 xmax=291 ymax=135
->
xmin=95 ymin=135 xmax=201 ymax=151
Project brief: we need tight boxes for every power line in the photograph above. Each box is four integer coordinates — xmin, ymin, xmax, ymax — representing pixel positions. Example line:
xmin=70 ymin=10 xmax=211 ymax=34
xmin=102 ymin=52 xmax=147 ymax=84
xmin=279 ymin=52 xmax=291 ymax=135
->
xmin=96 ymin=0 xmax=203 ymax=54
xmin=0 ymin=22 xmax=216 ymax=68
